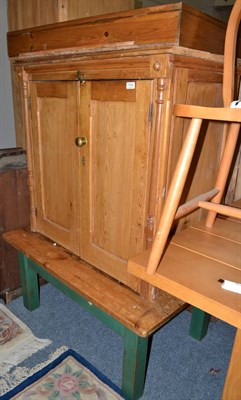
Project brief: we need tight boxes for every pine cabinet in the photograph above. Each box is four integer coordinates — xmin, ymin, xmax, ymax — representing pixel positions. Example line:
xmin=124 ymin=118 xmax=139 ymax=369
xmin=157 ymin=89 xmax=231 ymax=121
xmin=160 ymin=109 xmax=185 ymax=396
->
xmin=29 ymin=78 xmax=152 ymax=288
xmin=7 ymin=3 xmax=240 ymax=295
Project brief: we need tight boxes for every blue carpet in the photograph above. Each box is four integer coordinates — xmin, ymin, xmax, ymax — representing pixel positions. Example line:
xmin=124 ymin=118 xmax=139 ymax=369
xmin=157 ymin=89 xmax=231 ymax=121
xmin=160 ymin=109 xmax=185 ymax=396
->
xmin=4 ymin=284 xmax=236 ymax=400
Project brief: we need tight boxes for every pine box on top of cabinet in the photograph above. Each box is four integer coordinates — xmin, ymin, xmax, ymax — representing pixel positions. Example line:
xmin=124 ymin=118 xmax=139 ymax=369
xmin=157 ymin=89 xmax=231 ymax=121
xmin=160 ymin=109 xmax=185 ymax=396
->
xmin=7 ymin=3 xmax=241 ymax=293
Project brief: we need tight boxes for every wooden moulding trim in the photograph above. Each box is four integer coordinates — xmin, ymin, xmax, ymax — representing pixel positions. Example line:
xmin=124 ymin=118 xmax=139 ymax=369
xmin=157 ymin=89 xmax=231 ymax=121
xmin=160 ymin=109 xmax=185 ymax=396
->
xmin=7 ymin=3 xmax=228 ymax=59
xmin=146 ymin=78 xmax=167 ymax=247
xmin=19 ymin=55 xmax=153 ymax=80
xmin=22 ymin=77 xmax=37 ymax=230
xmin=11 ymin=46 xmax=228 ymax=67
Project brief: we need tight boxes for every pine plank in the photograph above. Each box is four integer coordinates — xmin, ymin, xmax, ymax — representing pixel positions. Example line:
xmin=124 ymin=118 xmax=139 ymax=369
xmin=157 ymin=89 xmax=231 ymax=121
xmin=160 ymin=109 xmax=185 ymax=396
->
xmin=192 ymin=218 xmax=241 ymax=242
xmin=172 ymin=221 xmax=241 ymax=270
xmin=3 ymin=228 xmax=185 ymax=337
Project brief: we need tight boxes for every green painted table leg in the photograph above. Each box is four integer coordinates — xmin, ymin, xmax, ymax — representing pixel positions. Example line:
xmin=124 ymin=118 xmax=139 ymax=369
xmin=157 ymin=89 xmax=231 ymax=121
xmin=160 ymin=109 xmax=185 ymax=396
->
xmin=18 ymin=252 xmax=40 ymax=311
xmin=18 ymin=252 xmax=152 ymax=400
xmin=189 ymin=307 xmax=210 ymax=341
xmin=122 ymin=329 xmax=149 ymax=400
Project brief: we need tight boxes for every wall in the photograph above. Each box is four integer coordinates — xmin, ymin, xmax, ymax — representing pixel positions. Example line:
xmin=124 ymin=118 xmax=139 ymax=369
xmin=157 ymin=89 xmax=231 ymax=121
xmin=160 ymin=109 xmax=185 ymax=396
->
xmin=0 ymin=0 xmax=15 ymax=149
xmin=7 ymin=0 xmax=135 ymax=31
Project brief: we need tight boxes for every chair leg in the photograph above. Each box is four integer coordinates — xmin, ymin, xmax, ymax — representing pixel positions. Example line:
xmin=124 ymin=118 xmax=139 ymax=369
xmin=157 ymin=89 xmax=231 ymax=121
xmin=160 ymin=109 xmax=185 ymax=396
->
xmin=189 ymin=307 xmax=210 ymax=341
xmin=206 ymin=122 xmax=240 ymax=227
xmin=18 ymin=252 xmax=40 ymax=310
xmin=147 ymin=118 xmax=203 ymax=275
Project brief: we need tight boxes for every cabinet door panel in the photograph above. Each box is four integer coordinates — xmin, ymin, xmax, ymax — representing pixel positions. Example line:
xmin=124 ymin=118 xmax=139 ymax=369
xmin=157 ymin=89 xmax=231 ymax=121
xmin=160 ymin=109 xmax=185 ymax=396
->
xmin=30 ymin=81 xmax=80 ymax=253
xmin=81 ymin=80 xmax=153 ymax=290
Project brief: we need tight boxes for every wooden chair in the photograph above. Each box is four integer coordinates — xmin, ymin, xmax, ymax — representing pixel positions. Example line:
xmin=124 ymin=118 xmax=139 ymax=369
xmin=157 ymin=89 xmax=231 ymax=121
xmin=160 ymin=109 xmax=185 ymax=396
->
xmin=128 ymin=1 xmax=241 ymax=399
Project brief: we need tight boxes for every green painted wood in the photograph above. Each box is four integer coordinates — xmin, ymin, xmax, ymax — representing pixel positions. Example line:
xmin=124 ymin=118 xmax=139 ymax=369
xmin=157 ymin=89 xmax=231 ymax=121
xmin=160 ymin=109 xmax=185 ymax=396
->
xmin=28 ymin=259 xmax=126 ymax=337
xmin=189 ymin=307 xmax=210 ymax=341
xmin=17 ymin=252 xmax=153 ymax=400
xmin=18 ymin=253 xmax=40 ymax=310
xmin=122 ymin=329 xmax=149 ymax=400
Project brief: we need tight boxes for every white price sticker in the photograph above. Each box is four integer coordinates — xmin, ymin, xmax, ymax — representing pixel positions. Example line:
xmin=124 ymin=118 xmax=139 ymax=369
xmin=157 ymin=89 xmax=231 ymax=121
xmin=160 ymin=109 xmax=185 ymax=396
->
xmin=126 ymin=82 xmax=135 ymax=90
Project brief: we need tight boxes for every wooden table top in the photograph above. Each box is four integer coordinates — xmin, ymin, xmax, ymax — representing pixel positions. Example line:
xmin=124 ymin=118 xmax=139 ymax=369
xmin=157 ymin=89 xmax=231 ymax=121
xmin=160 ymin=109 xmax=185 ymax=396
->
xmin=128 ymin=217 xmax=241 ymax=329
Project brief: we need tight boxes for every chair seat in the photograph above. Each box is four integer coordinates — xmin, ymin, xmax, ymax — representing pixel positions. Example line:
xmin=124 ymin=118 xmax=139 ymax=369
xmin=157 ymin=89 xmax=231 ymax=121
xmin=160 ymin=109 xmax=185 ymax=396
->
xmin=174 ymin=104 xmax=241 ymax=122
xmin=128 ymin=217 xmax=241 ymax=329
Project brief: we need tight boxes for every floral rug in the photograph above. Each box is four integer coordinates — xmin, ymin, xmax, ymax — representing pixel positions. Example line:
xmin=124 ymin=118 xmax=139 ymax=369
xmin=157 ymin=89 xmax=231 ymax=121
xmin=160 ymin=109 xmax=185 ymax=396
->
xmin=1 ymin=349 xmax=126 ymax=400
xmin=0 ymin=303 xmax=51 ymax=389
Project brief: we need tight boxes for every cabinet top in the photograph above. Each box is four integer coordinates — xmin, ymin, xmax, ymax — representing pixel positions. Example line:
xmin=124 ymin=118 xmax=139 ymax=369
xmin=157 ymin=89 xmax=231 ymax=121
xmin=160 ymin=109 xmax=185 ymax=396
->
xmin=7 ymin=2 xmax=232 ymax=60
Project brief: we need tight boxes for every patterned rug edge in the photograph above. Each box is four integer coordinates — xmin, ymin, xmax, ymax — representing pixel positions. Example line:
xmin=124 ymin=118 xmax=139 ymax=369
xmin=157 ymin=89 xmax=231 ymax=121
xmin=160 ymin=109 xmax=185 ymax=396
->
xmin=0 ymin=345 xmax=68 ymax=397
xmin=0 ymin=303 xmax=52 ymax=375
xmin=1 ymin=348 xmax=126 ymax=400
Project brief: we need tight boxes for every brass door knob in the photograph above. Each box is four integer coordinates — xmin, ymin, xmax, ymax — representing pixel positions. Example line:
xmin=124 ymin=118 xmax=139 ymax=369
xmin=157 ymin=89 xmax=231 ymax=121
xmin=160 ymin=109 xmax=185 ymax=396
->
xmin=75 ymin=136 xmax=87 ymax=147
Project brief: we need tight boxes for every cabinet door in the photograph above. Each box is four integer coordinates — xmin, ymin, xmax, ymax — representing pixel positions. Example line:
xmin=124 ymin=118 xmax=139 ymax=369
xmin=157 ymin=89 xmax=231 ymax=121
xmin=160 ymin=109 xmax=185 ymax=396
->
xmin=29 ymin=81 xmax=80 ymax=254
xmin=80 ymin=80 xmax=153 ymax=289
